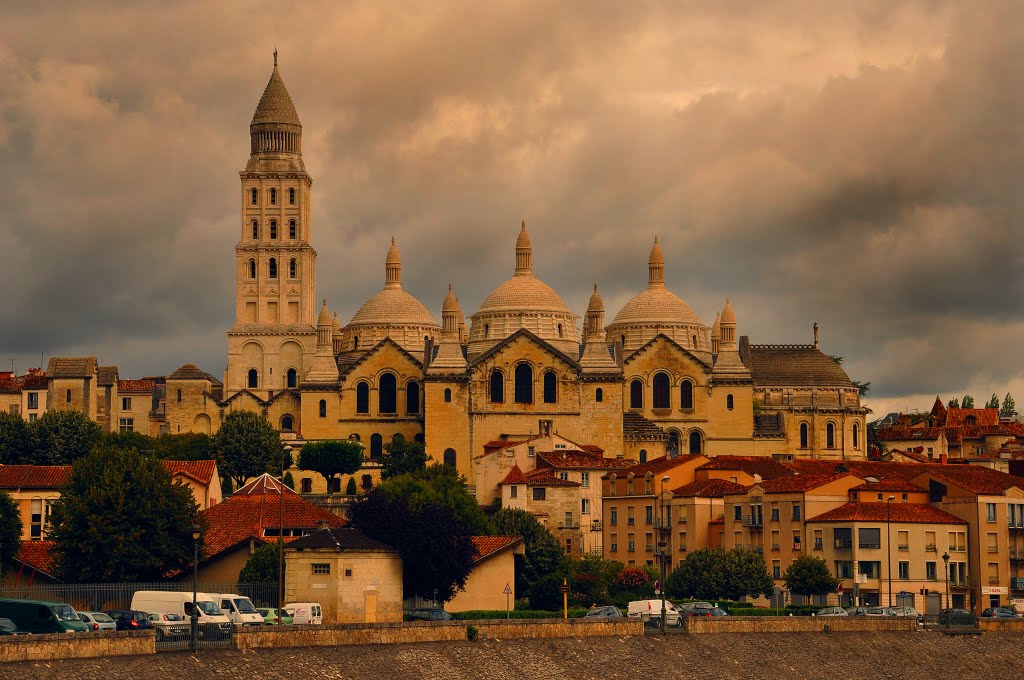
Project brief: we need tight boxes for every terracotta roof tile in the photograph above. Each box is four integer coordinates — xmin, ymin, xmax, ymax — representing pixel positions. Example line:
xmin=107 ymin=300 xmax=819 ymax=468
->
xmin=849 ymin=479 xmax=925 ymax=492
xmin=807 ymin=502 xmax=966 ymax=525
xmin=622 ymin=412 xmax=669 ymax=441
xmin=757 ymin=472 xmax=857 ymax=493
xmin=498 ymin=465 xmax=527 ymax=485
xmin=167 ymin=363 xmax=218 ymax=382
xmin=0 ymin=465 xmax=71 ymax=489
xmin=46 ymin=357 xmax=97 ymax=378
xmin=671 ymin=479 xmax=748 ymax=498
xmin=913 ymin=466 xmax=1024 ymax=496
xmin=536 ymin=450 xmax=634 ymax=470
xmin=697 ymin=455 xmax=794 ymax=481
xmin=163 ymin=460 xmax=217 ymax=486
xmin=945 ymin=408 xmax=1000 ymax=428
xmin=14 ymin=540 xmax=58 ymax=579
xmin=22 ymin=374 xmax=47 ymax=390
xmin=747 ymin=346 xmax=853 ymax=387
xmin=97 ymin=366 xmax=118 ymax=387
xmin=286 ymin=527 xmax=395 ymax=552
xmin=623 ymin=454 xmax=705 ymax=478
xmin=118 ymin=379 xmax=155 ymax=393
xmin=876 ymin=427 xmax=944 ymax=441
xmin=0 ymin=377 xmax=21 ymax=394
xmin=471 ymin=535 xmax=523 ymax=563
xmin=523 ymin=469 xmax=580 ymax=487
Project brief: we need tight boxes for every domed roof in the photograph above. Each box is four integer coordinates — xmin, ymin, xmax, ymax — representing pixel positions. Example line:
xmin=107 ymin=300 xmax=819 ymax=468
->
xmin=477 ymin=276 xmax=573 ymax=314
xmin=349 ymin=288 xmax=439 ymax=327
xmin=251 ymin=51 xmax=301 ymax=127
xmin=610 ymin=287 xmax=705 ymax=327
xmin=711 ymin=312 xmax=721 ymax=338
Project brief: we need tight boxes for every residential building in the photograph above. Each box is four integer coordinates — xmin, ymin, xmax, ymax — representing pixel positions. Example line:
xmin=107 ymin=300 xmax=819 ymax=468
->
xmin=448 ymin=536 xmax=524 ymax=612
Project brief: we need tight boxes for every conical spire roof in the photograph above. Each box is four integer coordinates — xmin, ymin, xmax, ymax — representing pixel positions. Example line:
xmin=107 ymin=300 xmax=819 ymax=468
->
xmin=442 ymin=284 xmax=460 ymax=313
xmin=721 ymin=299 xmax=736 ymax=325
xmin=317 ymin=298 xmax=332 ymax=326
xmin=587 ymin=284 xmax=604 ymax=313
xmin=649 ymin=236 xmax=665 ymax=266
xmin=251 ymin=51 xmax=301 ymax=126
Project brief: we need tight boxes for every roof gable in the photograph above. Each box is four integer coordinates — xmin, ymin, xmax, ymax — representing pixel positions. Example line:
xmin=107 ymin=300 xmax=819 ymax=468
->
xmin=469 ymin=328 xmax=580 ymax=373
xmin=471 ymin=535 xmax=523 ymax=564
xmin=341 ymin=337 xmax=423 ymax=380
xmin=622 ymin=333 xmax=711 ymax=372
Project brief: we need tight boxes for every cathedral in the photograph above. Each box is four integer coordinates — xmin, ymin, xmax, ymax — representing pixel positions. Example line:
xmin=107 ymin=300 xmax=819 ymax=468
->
xmin=169 ymin=55 xmax=867 ymax=490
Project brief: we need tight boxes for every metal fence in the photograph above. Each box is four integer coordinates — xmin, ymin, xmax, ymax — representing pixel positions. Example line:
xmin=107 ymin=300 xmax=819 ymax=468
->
xmin=0 ymin=581 xmax=280 ymax=651
xmin=922 ymin=611 xmax=979 ymax=632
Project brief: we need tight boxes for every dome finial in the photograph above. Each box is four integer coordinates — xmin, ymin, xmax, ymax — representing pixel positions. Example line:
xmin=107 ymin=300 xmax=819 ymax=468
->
xmin=273 ymin=48 xmax=278 ymax=68
xmin=648 ymin=237 xmax=665 ymax=287
xmin=385 ymin=238 xmax=402 ymax=288
xmin=515 ymin=221 xmax=533 ymax=275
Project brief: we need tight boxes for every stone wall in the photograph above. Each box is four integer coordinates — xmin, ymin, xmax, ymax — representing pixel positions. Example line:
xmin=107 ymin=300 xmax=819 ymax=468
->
xmin=234 ymin=618 xmax=642 ymax=649
xmin=681 ymin=615 xmax=917 ymax=634
xmin=0 ymin=630 xmax=154 ymax=664
xmin=978 ymin=619 xmax=1024 ymax=632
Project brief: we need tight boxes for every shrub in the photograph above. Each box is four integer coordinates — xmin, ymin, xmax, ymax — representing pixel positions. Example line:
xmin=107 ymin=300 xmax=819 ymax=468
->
xmin=616 ymin=566 xmax=650 ymax=590
xmin=450 ymin=609 xmax=589 ymax=620
xmin=466 ymin=625 xmax=478 ymax=641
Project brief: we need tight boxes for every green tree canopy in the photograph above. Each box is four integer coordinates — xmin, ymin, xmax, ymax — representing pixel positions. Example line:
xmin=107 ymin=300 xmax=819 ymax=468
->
xmin=381 ymin=436 xmax=428 ymax=479
xmin=0 ymin=491 xmax=23 ymax=578
xmin=783 ymin=555 xmax=839 ymax=597
xmin=666 ymin=548 xmax=727 ymax=600
xmin=345 ymin=477 xmax=357 ymax=495
xmin=527 ymin=573 xmax=566 ymax=610
xmin=29 ymin=409 xmax=102 ymax=465
xmin=151 ymin=433 xmax=214 ymax=460
xmin=383 ymin=464 xmax=490 ymax=535
xmin=987 ymin=393 xmax=1001 ymax=409
xmin=490 ymin=507 xmax=565 ymax=594
xmin=102 ymin=431 xmax=154 ymax=453
xmin=298 ymin=440 xmax=364 ymax=493
xmin=0 ymin=412 xmax=31 ymax=464
xmin=239 ymin=542 xmax=283 ymax=583
xmin=947 ymin=398 xmax=960 ymax=409
xmin=961 ymin=395 xmax=974 ymax=409
xmin=212 ymin=411 xmax=284 ymax=488
xmin=49 ymin=446 xmax=200 ymax=582
xmin=1001 ymin=393 xmax=1016 ymax=418
xmin=722 ymin=547 xmax=775 ymax=600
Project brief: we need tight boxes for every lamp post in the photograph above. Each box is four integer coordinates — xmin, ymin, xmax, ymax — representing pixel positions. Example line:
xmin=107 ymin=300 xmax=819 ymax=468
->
xmin=942 ymin=551 xmax=950 ymax=627
xmin=886 ymin=495 xmax=895 ymax=607
xmin=659 ymin=475 xmax=670 ymax=635
xmin=190 ymin=523 xmax=201 ymax=651
xmin=279 ymin=445 xmax=292 ymax=613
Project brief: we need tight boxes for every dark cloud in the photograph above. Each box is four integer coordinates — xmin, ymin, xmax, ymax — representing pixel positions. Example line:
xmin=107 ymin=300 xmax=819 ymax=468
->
xmin=0 ymin=1 xmax=1020 ymax=417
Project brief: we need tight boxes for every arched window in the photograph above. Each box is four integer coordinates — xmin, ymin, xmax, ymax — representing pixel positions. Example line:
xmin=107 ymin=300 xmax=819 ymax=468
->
xmin=289 ymin=188 xmax=295 ymax=205
xmin=853 ymin=422 xmax=860 ymax=448
xmin=248 ymin=259 xmax=256 ymax=279
xmin=349 ymin=433 xmax=361 ymax=441
xmin=176 ymin=389 xmax=182 ymax=403
xmin=281 ymin=415 xmax=293 ymax=431
xmin=444 ymin=388 xmax=452 ymax=403
xmin=378 ymin=373 xmax=397 ymax=414
xmin=392 ymin=433 xmax=405 ymax=445
xmin=639 ymin=449 xmax=647 ymax=464
xmin=252 ymin=220 xmax=259 ymax=239
xmin=557 ymin=323 xmax=563 ymax=338
xmin=490 ymin=370 xmax=504 ymax=403
xmin=726 ymin=394 xmax=734 ymax=410
xmin=370 ymin=433 xmax=383 ymax=460
xmin=514 ymin=363 xmax=533 ymax=404
xmin=443 ymin=448 xmax=457 ymax=468
xmin=653 ymin=372 xmax=670 ymax=409
xmin=414 ymin=433 xmax=424 ymax=443
xmin=800 ymin=423 xmax=809 ymax=449
xmin=688 ymin=431 xmax=702 ymax=455
xmin=289 ymin=220 xmax=296 ymax=239
xmin=251 ymin=187 xmax=258 ymax=205
xmin=484 ymin=324 xmax=490 ymax=337
xmin=286 ymin=368 xmax=297 ymax=388
xmin=595 ymin=387 xmax=603 ymax=403
xmin=826 ymin=422 xmax=836 ymax=449
xmin=66 ymin=388 xmax=72 ymax=403
xmin=668 ymin=430 xmax=680 ymax=456
xmin=270 ymin=188 xmax=277 ymax=205
xmin=319 ymin=399 xmax=327 ymax=418
xmin=247 ymin=369 xmax=258 ymax=389
xmin=353 ymin=336 xmax=359 ymax=350
xmin=289 ymin=259 xmax=297 ymax=278
xmin=269 ymin=220 xmax=277 ymax=239
xmin=630 ymin=379 xmax=643 ymax=409
xmin=692 ymin=334 xmax=697 ymax=346
xmin=680 ymin=380 xmax=694 ymax=410
xmin=356 ymin=382 xmax=370 ymax=414
xmin=406 ymin=381 xmax=420 ymax=415
xmin=268 ymin=258 xmax=277 ymax=279
xmin=543 ymin=370 xmax=557 ymax=404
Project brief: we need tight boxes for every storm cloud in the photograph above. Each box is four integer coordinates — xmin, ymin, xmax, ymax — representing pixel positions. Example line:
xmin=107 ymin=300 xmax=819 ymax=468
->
xmin=0 ymin=0 xmax=1021 ymax=418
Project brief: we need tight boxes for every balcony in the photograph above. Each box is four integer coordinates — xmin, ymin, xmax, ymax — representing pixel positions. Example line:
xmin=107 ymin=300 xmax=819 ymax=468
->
xmin=1009 ymin=521 xmax=1024 ymax=531
xmin=678 ymin=516 xmax=687 ymax=524
xmin=834 ymin=540 xmax=853 ymax=550
xmin=653 ymin=518 xmax=672 ymax=530
xmin=771 ymin=544 xmax=781 ymax=552
xmin=987 ymin=546 xmax=999 ymax=553
xmin=557 ymin=521 xmax=581 ymax=530
xmin=589 ymin=520 xmax=603 ymax=532
xmin=1009 ymin=548 xmax=1024 ymax=561
xmin=742 ymin=515 xmax=763 ymax=528
xmin=1010 ymin=577 xmax=1024 ymax=590
xmin=645 ymin=545 xmax=654 ymax=553
xmin=859 ymin=543 xmax=881 ymax=550
xmin=898 ymin=545 xmax=909 ymax=552
xmin=627 ymin=518 xmax=635 ymax=525
xmin=950 ymin=546 xmax=967 ymax=553
xmin=988 ymin=577 xmax=1001 ymax=585
xmin=793 ymin=542 xmax=802 ymax=551
xmin=925 ymin=543 xmax=937 ymax=552
xmin=951 ymin=580 xmax=968 ymax=590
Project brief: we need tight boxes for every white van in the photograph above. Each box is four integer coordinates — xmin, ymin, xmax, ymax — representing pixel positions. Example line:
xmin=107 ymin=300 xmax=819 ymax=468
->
xmin=210 ymin=593 xmax=264 ymax=627
xmin=627 ymin=599 xmax=683 ymax=627
xmin=130 ymin=591 xmax=233 ymax=639
xmin=284 ymin=602 xmax=323 ymax=625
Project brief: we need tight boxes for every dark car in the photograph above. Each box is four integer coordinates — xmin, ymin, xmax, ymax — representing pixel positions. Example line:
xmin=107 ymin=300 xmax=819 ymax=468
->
xmin=709 ymin=607 xmax=729 ymax=617
xmin=689 ymin=605 xmax=715 ymax=617
xmin=406 ymin=609 xmax=455 ymax=622
xmin=936 ymin=608 xmax=975 ymax=626
xmin=104 ymin=609 xmax=154 ymax=631
xmin=585 ymin=606 xmax=623 ymax=618
xmin=0 ymin=617 xmax=30 ymax=635
xmin=981 ymin=607 xmax=1022 ymax=619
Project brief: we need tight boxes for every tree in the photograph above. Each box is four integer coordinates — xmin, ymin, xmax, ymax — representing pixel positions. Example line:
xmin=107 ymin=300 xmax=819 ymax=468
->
xmin=282 ymin=471 xmax=295 ymax=490
xmin=827 ymin=356 xmax=869 ymax=396
xmin=381 ymin=437 xmax=428 ymax=479
xmin=666 ymin=548 xmax=727 ymax=600
xmin=722 ymin=548 xmax=775 ymax=600
xmin=490 ymin=507 xmax=565 ymax=594
xmin=947 ymin=398 xmax=960 ymax=409
xmin=961 ymin=395 xmax=974 ymax=409
xmin=1001 ymin=393 xmax=1016 ymax=418
xmin=0 ymin=491 xmax=22 ymax=579
xmin=528 ymin=573 xmax=566 ymax=610
xmin=783 ymin=555 xmax=839 ymax=597
xmin=151 ymin=433 xmax=214 ymax=460
xmin=385 ymin=464 xmax=490 ymax=535
xmin=0 ymin=412 xmax=31 ymax=464
xmin=212 ymin=411 xmax=284 ymax=488
xmin=49 ymin=446 xmax=200 ymax=582
xmin=239 ymin=543 xmax=283 ymax=584
xmin=101 ymin=431 xmax=153 ymax=453
xmin=987 ymin=393 xmax=1001 ymax=409
xmin=616 ymin=566 xmax=651 ymax=590
xmin=298 ymin=440 xmax=364 ymax=494
xmin=345 ymin=477 xmax=357 ymax=495
xmin=29 ymin=409 xmax=102 ymax=465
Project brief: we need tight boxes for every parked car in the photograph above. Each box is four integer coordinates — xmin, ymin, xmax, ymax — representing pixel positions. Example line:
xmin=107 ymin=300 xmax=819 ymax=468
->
xmin=104 ymin=610 xmax=154 ymax=631
xmin=0 ymin=617 xmax=30 ymax=635
xmin=890 ymin=606 xmax=923 ymax=623
xmin=678 ymin=602 xmax=713 ymax=614
xmin=211 ymin=593 xmax=264 ymax=627
xmin=130 ymin=592 xmax=231 ymax=640
xmin=407 ymin=608 xmax=455 ymax=622
xmin=689 ymin=605 xmax=715 ymax=617
xmin=283 ymin=602 xmax=323 ymax=625
xmin=147 ymin=613 xmax=191 ymax=640
xmin=865 ymin=607 xmax=897 ymax=617
xmin=936 ymin=608 xmax=975 ymax=626
xmin=845 ymin=607 xmax=869 ymax=617
xmin=981 ymin=607 xmax=1022 ymax=619
xmin=816 ymin=607 xmax=849 ymax=617
xmin=256 ymin=607 xmax=293 ymax=625
xmin=0 ymin=599 xmax=89 ymax=634
xmin=78 ymin=611 xmax=117 ymax=632
xmin=584 ymin=606 xmax=623 ymax=618
xmin=627 ymin=599 xmax=683 ymax=627
xmin=709 ymin=608 xmax=729 ymax=617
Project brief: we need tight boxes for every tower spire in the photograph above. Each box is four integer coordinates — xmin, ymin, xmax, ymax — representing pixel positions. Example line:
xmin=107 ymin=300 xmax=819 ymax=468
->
xmin=273 ymin=48 xmax=278 ymax=68
xmin=648 ymin=236 xmax=665 ymax=288
xmin=515 ymin=220 xmax=533 ymax=276
xmin=385 ymin=237 xmax=402 ymax=289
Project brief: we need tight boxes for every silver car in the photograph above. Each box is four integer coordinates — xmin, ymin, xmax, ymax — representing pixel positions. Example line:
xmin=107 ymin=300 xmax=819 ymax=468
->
xmin=147 ymin=612 xmax=191 ymax=641
xmin=78 ymin=611 xmax=117 ymax=632
xmin=816 ymin=606 xmax=848 ymax=617
xmin=890 ymin=606 xmax=923 ymax=623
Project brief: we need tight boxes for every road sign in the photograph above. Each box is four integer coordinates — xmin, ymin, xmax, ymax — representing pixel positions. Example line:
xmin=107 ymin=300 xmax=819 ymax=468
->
xmin=503 ymin=582 xmax=512 ymax=595
xmin=559 ymin=584 xmax=570 ymax=594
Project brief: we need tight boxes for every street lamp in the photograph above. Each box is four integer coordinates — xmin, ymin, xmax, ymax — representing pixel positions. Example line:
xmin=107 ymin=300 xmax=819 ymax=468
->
xmin=886 ymin=495 xmax=895 ymax=607
xmin=659 ymin=475 xmax=670 ymax=635
xmin=190 ymin=523 xmax=202 ymax=651
xmin=279 ymin=445 xmax=292 ymax=614
xmin=942 ymin=551 xmax=950 ymax=624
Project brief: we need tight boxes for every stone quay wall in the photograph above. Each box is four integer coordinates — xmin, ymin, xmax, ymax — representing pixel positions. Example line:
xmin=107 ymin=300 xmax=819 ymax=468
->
xmin=0 ymin=630 xmax=154 ymax=664
xmin=682 ymin=616 xmax=918 ymax=634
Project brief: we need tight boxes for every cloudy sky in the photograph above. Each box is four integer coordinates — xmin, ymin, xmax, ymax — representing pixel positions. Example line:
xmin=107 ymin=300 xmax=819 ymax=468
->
xmin=0 ymin=1 xmax=1021 ymax=418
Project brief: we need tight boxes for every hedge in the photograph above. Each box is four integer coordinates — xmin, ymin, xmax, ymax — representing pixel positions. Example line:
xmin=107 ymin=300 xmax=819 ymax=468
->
xmin=451 ymin=609 xmax=589 ymax=620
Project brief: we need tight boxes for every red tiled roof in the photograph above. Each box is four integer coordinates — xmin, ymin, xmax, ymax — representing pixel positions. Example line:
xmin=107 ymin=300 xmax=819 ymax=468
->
xmin=757 ymin=473 xmax=858 ymax=494
xmin=482 ymin=439 xmax=531 ymax=454
xmin=23 ymin=374 xmax=47 ymax=390
xmin=536 ymin=450 xmax=634 ymax=470
xmin=671 ymin=479 xmax=748 ymax=498
xmin=0 ymin=465 xmax=72 ymax=489
xmin=0 ymin=377 xmax=22 ymax=394
xmin=850 ymin=479 xmax=925 ymax=492
xmin=163 ymin=460 xmax=217 ymax=486
xmin=930 ymin=396 xmax=947 ymax=423
xmin=471 ymin=535 xmax=522 ymax=564
xmin=234 ymin=474 xmax=297 ymax=496
xmin=625 ymin=454 xmax=706 ymax=477
xmin=118 ymin=379 xmax=155 ymax=393
xmin=788 ymin=460 xmax=928 ymax=482
xmin=581 ymin=444 xmax=605 ymax=455
xmin=912 ymin=466 xmax=1024 ymax=496
xmin=14 ymin=540 xmax=58 ymax=578
xmin=876 ymin=426 xmax=945 ymax=441
xmin=946 ymin=408 xmax=1000 ymax=428
xmin=807 ymin=502 xmax=966 ymax=525
xmin=708 ymin=517 xmax=724 ymax=525
xmin=523 ymin=469 xmax=580 ymax=487
xmin=888 ymin=448 xmax=932 ymax=464
xmin=697 ymin=455 xmax=794 ymax=481
xmin=499 ymin=465 xmax=527 ymax=485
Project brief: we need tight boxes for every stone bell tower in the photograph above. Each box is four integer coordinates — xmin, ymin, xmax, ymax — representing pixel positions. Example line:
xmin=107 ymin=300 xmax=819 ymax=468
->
xmin=227 ymin=51 xmax=318 ymax=397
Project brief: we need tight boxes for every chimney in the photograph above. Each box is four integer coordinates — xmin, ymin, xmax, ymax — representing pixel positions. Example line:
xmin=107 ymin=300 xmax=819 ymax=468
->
xmin=315 ymin=519 xmax=331 ymax=531
xmin=939 ymin=453 xmax=948 ymax=465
